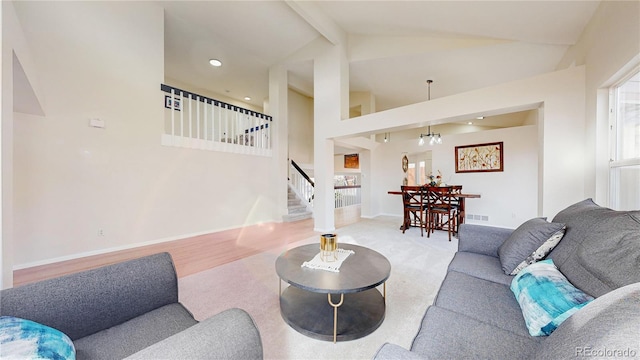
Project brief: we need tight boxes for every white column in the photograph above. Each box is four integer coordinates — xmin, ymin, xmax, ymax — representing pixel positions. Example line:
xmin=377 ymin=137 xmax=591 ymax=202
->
xmin=313 ymin=41 xmax=349 ymax=232
xmin=360 ymin=147 xmax=374 ymax=218
xmin=1 ymin=1 xmax=15 ymax=289
xmin=540 ymin=69 xmax=586 ymax=217
xmin=268 ymin=64 xmax=289 ymax=221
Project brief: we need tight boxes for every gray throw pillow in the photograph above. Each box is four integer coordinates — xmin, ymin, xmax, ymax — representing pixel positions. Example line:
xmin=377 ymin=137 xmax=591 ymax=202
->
xmin=509 ymin=229 xmax=565 ymax=275
xmin=498 ymin=217 xmax=566 ymax=275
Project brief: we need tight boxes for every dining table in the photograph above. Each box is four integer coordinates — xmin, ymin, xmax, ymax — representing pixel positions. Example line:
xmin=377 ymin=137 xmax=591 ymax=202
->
xmin=388 ymin=186 xmax=481 ymax=231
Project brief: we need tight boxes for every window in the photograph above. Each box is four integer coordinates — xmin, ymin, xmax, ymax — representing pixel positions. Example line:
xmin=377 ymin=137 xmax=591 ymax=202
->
xmin=407 ymin=163 xmax=416 ymax=185
xmin=407 ymin=161 xmax=427 ymax=185
xmin=610 ymin=69 xmax=640 ymax=210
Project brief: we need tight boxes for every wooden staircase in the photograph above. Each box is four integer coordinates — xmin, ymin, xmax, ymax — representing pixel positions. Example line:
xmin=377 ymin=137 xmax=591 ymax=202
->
xmin=283 ymin=186 xmax=312 ymax=222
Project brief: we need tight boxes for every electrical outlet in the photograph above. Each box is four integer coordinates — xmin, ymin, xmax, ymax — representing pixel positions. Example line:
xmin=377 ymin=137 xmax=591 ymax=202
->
xmin=98 ymin=229 xmax=105 ymax=236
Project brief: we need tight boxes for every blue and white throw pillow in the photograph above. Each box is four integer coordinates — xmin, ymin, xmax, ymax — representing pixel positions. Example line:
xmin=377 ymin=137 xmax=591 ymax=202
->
xmin=510 ymin=259 xmax=594 ymax=336
xmin=0 ymin=316 xmax=75 ymax=360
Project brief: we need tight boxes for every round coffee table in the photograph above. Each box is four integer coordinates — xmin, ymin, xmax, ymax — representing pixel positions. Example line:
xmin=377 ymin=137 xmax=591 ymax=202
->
xmin=275 ymin=243 xmax=391 ymax=342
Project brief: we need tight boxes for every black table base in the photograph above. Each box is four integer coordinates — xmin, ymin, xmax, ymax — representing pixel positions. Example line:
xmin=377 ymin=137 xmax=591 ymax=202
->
xmin=279 ymin=285 xmax=385 ymax=342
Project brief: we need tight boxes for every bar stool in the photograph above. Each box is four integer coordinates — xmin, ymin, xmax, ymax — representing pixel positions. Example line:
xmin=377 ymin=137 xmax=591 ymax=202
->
xmin=426 ymin=186 xmax=458 ymax=241
xmin=401 ymin=185 xmax=426 ymax=236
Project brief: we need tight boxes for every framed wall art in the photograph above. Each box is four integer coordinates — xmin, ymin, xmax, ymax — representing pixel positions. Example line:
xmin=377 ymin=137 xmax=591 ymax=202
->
xmin=344 ymin=154 xmax=359 ymax=169
xmin=164 ymin=95 xmax=181 ymax=111
xmin=455 ymin=141 xmax=503 ymax=173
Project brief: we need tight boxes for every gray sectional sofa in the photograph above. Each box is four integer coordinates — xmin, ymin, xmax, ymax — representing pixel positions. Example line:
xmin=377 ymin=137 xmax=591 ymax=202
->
xmin=0 ymin=252 xmax=263 ymax=360
xmin=374 ymin=199 xmax=640 ymax=359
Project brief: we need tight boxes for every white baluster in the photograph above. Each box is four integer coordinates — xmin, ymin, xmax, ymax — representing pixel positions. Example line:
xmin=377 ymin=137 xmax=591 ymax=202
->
xmin=196 ymin=95 xmax=200 ymax=141
xmin=214 ymin=102 xmax=219 ymax=143
xmin=266 ymin=117 xmax=271 ymax=150
xmin=204 ymin=99 xmax=208 ymax=141
xmin=171 ymin=89 xmax=176 ymax=145
xmin=180 ymin=91 xmax=184 ymax=146
xmin=188 ymin=94 xmax=193 ymax=140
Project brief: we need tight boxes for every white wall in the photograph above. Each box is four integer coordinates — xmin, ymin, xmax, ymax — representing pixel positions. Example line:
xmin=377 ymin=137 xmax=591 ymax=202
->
xmin=374 ymin=125 xmax=539 ymax=228
xmin=334 ymin=154 xmax=361 ymax=174
xmin=349 ymin=91 xmax=375 ymax=117
xmin=556 ymin=1 xmax=640 ymax=206
xmin=11 ymin=2 xmax=279 ymax=268
xmin=1 ymin=3 xmax=13 ymax=288
xmin=2 ymin=0 xmax=46 ymax=288
xmin=164 ymin=77 xmax=263 ymax=114
xmin=288 ymin=88 xmax=314 ymax=166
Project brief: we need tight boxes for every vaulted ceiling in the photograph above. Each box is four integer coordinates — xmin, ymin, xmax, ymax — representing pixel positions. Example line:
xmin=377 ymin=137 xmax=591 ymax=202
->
xmin=161 ymin=1 xmax=601 ymax=112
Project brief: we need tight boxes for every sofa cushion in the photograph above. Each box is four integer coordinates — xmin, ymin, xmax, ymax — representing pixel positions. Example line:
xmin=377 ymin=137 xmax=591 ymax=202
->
xmin=447 ymin=252 xmax=512 ymax=286
xmin=125 ymin=308 xmax=263 ymax=360
xmin=411 ymin=306 xmax=540 ymax=359
xmin=434 ymin=271 xmax=530 ymax=337
xmin=549 ymin=199 xmax=640 ymax=297
xmin=511 ymin=259 xmax=594 ymax=336
xmin=0 ymin=316 xmax=75 ymax=360
xmin=498 ymin=217 xmax=565 ymax=275
xmin=73 ymin=303 xmax=197 ymax=360
xmin=533 ymin=282 xmax=640 ymax=359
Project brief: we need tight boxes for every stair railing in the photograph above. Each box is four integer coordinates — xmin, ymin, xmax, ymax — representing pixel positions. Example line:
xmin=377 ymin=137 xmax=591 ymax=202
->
xmin=161 ymin=84 xmax=272 ymax=156
xmin=334 ymin=185 xmax=361 ymax=208
xmin=289 ymin=160 xmax=314 ymax=209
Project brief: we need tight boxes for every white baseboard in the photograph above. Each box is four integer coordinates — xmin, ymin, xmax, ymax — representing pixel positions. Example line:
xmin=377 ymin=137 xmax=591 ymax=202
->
xmin=13 ymin=224 xmax=264 ymax=270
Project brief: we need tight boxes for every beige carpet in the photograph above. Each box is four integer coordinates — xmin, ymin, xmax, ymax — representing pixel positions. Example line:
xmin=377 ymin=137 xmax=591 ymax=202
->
xmin=178 ymin=216 xmax=457 ymax=360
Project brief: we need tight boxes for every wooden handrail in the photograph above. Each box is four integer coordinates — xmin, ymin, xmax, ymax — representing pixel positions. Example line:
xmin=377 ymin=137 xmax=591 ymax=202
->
xmin=291 ymin=160 xmax=314 ymax=187
xmin=334 ymin=185 xmax=361 ymax=190
xmin=161 ymin=84 xmax=271 ymax=120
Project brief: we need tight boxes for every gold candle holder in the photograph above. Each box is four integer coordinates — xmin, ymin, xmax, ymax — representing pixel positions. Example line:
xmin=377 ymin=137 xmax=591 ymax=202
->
xmin=320 ymin=234 xmax=338 ymax=262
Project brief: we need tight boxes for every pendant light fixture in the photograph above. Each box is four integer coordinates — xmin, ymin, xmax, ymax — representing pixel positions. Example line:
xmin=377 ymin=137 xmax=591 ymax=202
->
xmin=419 ymin=126 xmax=442 ymax=146
xmin=418 ymin=80 xmax=442 ymax=146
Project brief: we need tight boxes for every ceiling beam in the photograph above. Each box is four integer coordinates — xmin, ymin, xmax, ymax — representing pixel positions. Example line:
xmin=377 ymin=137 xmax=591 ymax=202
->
xmin=334 ymin=136 xmax=380 ymax=151
xmin=286 ymin=1 xmax=347 ymax=46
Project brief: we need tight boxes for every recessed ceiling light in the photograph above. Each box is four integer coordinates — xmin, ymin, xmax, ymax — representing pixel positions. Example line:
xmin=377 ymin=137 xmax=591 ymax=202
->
xmin=209 ymin=59 xmax=222 ymax=67
xmin=468 ymin=121 xmax=473 ymax=125
xmin=476 ymin=116 xmax=484 ymax=120
xmin=244 ymin=96 xmax=251 ymax=101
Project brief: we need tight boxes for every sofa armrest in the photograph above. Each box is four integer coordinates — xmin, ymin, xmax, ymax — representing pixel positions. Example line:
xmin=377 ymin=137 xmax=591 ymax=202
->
xmin=373 ymin=343 xmax=426 ymax=360
xmin=457 ymin=224 xmax=513 ymax=258
xmin=125 ymin=308 xmax=262 ymax=360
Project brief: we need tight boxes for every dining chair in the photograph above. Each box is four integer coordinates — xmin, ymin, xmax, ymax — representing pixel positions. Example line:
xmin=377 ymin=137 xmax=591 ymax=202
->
xmin=449 ymin=185 xmax=464 ymax=233
xmin=401 ymin=185 xmax=426 ymax=236
xmin=425 ymin=186 xmax=458 ymax=241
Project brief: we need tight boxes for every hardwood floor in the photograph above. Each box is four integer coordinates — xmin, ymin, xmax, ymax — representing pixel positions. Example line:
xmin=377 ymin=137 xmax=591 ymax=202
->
xmin=13 ymin=205 xmax=362 ymax=287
